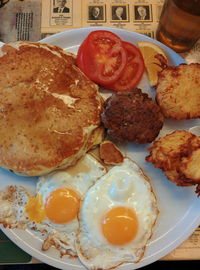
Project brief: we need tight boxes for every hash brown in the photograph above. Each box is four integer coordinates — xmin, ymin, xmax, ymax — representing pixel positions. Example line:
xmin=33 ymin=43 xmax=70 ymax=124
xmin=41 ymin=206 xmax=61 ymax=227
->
xmin=146 ymin=130 xmax=195 ymax=171
xmin=146 ymin=130 xmax=200 ymax=195
xmin=156 ymin=63 xmax=200 ymax=120
xmin=179 ymin=149 xmax=200 ymax=182
xmin=0 ymin=42 xmax=102 ymax=176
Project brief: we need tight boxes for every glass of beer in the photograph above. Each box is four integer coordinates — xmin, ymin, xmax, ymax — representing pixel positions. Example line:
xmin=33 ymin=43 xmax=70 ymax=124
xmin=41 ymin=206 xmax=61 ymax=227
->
xmin=156 ymin=0 xmax=200 ymax=52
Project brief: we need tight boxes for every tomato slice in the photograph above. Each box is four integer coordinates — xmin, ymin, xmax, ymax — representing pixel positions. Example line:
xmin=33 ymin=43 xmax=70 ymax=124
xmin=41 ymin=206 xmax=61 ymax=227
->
xmin=106 ymin=41 xmax=145 ymax=91
xmin=76 ymin=30 xmax=127 ymax=85
xmin=76 ymin=38 xmax=88 ymax=71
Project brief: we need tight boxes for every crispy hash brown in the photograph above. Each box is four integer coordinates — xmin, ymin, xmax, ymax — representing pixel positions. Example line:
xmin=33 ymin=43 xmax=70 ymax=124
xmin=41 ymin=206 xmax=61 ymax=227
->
xmin=180 ymin=149 xmax=200 ymax=182
xmin=156 ymin=63 xmax=200 ymax=120
xmin=146 ymin=130 xmax=194 ymax=171
xmin=146 ymin=130 xmax=200 ymax=195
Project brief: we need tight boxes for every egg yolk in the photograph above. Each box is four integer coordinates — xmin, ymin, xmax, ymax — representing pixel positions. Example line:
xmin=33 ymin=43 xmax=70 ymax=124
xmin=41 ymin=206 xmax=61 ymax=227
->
xmin=44 ymin=188 xmax=80 ymax=224
xmin=26 ymin=194 xmax=46 ymax=223
xmin=101 ymin=206 xmax=138 ymax=246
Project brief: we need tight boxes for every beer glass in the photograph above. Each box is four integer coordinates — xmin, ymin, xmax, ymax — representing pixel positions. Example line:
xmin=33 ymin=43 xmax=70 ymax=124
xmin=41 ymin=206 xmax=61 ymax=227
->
xmin=156 ymin=0 xmax=200 ymax=52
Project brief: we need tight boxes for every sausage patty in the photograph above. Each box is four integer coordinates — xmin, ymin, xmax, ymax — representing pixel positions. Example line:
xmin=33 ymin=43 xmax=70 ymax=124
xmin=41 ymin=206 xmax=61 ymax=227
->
xmin=101 ymin=89 xmax=164 ymax=144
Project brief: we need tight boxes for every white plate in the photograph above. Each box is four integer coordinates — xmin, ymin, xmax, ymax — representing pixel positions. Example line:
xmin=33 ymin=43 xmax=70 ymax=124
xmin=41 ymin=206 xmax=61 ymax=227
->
xmin=1 ymin=27 xmax=200 ymax=270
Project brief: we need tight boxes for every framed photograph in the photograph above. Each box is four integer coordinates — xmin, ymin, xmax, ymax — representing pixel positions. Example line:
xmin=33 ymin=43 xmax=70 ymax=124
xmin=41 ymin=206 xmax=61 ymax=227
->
xmin=52 ymin=0 xmax=70 ymax=14
xmin=50 ymin=0 xmax=73 ymax=26
xmin=88 ymin=5 xmax=106 ymax=22
xmin=133 ymin=4 xmax=152 ymax=22
xmin=111 ymin=5 xmax=129 ymax=22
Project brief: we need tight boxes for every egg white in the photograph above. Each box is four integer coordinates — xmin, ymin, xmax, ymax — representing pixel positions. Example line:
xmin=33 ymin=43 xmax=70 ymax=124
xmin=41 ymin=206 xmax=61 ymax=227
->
xmin=0 ymin=185 xmax=30 ymax=229
xmin=30 ymin=153 xmax=106 ymax=256
xmin=0 ymin=154 xmax=106 ymax=257
xmin=37 ymin=153 xmax=106 ymax=231
xmin=76 ymin=158 xmax=158 ymax=270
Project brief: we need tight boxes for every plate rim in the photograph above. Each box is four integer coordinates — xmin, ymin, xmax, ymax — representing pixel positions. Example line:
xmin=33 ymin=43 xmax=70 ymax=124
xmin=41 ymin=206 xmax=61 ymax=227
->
xmin=1 ymin=201 xmax=200 ymax=269
xmin=1 ymin=27 xmax=200 ymax=270
xmin=41 ymin=26 xmax=185 ymax=64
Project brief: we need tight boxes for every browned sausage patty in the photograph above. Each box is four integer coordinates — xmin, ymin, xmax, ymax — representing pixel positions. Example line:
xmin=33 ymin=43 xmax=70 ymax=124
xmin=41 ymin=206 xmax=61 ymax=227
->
xmin=101 ymin=89 xmax=164 ymax=144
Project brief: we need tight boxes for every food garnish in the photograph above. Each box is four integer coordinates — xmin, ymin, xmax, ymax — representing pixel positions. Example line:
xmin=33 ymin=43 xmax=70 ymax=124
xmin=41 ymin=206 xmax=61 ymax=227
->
xmin=77 ymin=30 xmax=127 ymax=86
xmin=77 ymin=30 xmax=145 ymax=91
xmin=138 ymin=41 xmax=168 ymax=87
xmin=106 ymin=41 xmax=144 ymax=91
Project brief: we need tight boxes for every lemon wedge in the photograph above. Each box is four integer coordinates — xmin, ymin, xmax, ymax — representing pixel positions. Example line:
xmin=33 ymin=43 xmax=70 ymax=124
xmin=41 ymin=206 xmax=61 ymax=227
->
xmin=138 ymin=41 xmax=168 ymax=87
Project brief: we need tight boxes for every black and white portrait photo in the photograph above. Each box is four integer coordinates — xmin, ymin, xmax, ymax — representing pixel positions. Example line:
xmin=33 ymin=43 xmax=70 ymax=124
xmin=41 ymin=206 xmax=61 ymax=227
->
xmin=134 ymin=5 xmax=152 ymax=21
xmin=88 ymin=5 xmax=105 ymax=21
xmin=111 ymin=5 xmax=128 ymax=21
xmin=51 ymin=0 xmax=72 ymax=27
xmin=53 ymin=0 xmax=70 ymax=13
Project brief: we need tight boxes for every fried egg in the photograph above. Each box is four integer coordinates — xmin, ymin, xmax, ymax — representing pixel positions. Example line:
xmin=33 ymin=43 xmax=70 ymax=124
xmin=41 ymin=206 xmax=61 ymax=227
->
xmin=0 ymin=185 xmax=30 ymax=229
xmin=76 ymin=158 xmax=158 ymax=270
xmin=0 ymin=154 xmax=106 ymax=257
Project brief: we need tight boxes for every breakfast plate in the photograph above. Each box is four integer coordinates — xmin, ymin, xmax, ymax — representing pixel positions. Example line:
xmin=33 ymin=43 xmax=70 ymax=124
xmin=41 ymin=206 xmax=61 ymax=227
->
xmin=0 ymin=27 xmax=200 ymax=270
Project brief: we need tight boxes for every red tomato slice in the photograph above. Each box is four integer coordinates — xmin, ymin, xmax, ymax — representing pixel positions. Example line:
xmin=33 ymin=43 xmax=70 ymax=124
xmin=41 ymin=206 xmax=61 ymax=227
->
xmin=76 ymin=30 xmax=127 ymax=85
xmin=76 ymin=38 xmax=88 ymax=71
xmin=106 ymin=41 xmax=145 ymax=91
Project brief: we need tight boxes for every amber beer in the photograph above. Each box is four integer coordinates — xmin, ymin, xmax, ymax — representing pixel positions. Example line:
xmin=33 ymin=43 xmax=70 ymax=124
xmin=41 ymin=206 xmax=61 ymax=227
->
xmin=156 ymin=0 xmax=200 ymax=52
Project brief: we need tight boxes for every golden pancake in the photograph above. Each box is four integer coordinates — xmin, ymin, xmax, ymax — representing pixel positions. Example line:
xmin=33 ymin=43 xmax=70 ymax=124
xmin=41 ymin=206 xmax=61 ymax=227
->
xmin=0 ymin=42 xmax=102 ymax=176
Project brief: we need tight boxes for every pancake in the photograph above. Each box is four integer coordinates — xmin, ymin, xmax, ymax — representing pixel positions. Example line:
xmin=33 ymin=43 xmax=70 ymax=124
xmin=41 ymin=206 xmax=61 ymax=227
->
xmin=0 ymin=42 xmax=103 ymax=176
